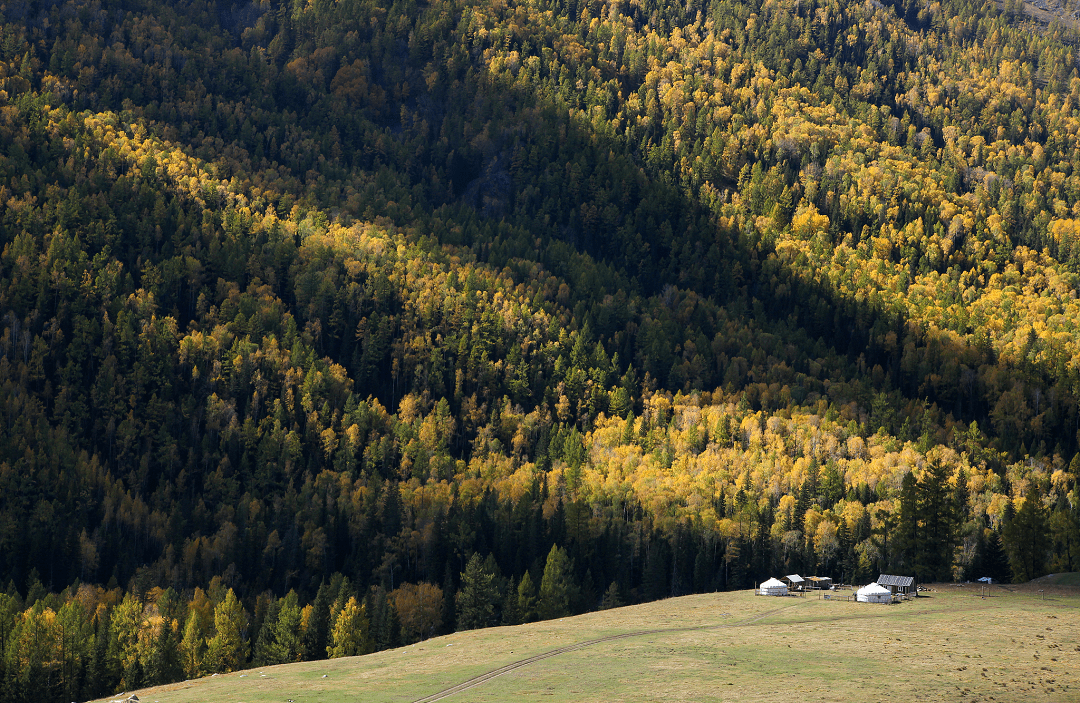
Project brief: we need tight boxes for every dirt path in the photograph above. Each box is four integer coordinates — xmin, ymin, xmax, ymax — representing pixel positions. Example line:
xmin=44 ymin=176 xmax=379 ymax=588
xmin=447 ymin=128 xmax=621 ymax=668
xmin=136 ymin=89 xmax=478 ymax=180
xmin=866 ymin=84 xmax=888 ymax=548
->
xmin=408 ymin=597 xmax=1008 ymax=703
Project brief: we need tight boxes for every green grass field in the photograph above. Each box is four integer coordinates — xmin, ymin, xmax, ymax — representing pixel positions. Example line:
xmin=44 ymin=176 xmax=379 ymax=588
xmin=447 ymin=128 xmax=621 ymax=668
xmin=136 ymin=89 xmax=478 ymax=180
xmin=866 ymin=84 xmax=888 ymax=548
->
xmin=1032 ymin=573 xmax=1080 ymax=587
xmin=104 ymin=582 xmax=1079 ymax=703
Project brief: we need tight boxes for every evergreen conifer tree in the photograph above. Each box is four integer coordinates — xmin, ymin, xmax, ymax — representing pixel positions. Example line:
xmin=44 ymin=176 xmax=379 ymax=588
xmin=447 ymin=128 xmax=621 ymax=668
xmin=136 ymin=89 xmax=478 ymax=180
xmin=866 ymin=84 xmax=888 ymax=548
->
xmin=916 ymin=456 xmax=957 ymax=582
xmin=896 ymin=472 xmax=919 ymax=572
xmin=368 ymin=587 xmax=399 ymax=650
xmin=502 ymin=577 xmax=521 ymax=625
xmin=1003 ymin=496 xmax=1049 ymax=583
xmin=538 ymin=545 xmax=572 ymax=620
xmin=251 ymin=599 xmax=281 ymax=667
xmin=456 ymin=553 xmax=497 ymax=630
xmin=302 ymin=582 xmax=333 ymax=661
xmin=981 ymin=529 xmax=1011 ymax=584
xmin=598 ymin=581 xmax=623 ymax=610
xmin=254 ymin=591 xmax=302 ymax=665
xmin=516 ymin=571 xmax=537 ymax=623
xmin=144 ymin=615 xmax=183 ymax=686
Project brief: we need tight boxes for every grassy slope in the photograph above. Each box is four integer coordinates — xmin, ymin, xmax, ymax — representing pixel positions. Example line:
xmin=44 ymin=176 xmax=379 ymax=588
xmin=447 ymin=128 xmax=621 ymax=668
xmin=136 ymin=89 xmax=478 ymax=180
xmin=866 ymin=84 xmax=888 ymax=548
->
xmin=104 ymin=586 xmax=1079 ymax=703
xmin=1031 ymin=572 xmax=1080 ymax=587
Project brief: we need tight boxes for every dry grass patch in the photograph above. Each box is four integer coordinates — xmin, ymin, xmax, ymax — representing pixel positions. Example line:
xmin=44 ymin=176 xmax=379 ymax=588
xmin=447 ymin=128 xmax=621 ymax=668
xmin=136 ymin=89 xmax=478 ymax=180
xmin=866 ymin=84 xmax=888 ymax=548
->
xmin=100 ymin=587 xmax=1079 ymax=703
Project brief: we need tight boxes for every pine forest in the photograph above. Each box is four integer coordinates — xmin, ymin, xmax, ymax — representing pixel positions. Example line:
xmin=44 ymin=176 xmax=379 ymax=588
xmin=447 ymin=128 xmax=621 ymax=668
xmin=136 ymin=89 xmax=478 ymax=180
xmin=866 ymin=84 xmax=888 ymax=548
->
xmin=1 ymin=0 xmax=1080 ymax=698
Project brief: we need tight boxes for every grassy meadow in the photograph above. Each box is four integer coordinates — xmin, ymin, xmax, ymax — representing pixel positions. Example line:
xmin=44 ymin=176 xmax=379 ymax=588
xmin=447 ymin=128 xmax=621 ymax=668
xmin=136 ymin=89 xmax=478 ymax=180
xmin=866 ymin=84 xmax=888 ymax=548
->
xmin=1030 ymin=573 xmax=1080 ymax=588
xmin=104 ymin=583 xmax=1079 ymax=703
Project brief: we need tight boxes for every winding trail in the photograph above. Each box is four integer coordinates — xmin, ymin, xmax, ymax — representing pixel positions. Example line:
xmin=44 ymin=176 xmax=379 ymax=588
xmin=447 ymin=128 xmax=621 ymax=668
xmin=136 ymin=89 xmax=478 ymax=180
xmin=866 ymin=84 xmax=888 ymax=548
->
xmin=408 ymin=603 xmax=801 ymax=703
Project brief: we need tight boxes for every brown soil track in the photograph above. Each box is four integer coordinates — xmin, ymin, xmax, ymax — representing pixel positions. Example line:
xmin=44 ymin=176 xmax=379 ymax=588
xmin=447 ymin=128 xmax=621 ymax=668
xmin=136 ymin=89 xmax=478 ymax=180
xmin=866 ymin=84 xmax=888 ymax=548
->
xmin=407 ymin=594 xmax=1027 ymax=703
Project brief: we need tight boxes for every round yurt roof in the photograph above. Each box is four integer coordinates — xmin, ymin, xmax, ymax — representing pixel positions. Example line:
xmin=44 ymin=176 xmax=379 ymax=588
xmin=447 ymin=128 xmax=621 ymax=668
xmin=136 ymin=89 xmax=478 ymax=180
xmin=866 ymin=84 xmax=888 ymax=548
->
xmin=857 ymin=583 xmax=891 ymax=595
xmin=761 ymin=577 xmax=786 ymax=589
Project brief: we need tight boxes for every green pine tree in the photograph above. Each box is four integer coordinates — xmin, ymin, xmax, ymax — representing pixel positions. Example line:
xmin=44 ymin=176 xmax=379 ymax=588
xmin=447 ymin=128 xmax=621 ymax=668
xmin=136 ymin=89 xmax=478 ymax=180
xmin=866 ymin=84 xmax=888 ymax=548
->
xmin=516 ymin=572 xmax=537 ymax=624
xmin=143 ymin=614 xmax=183 ymax=687
xmin=538 ymin=545 xmax=572 ymax=620
xmin=456 ymin=553 xmax=497 ymax=631
xmin=302 ymin=582 xmax=333 ymax=661
xmin=501 ymin=577 xmax=521 ymax=625
xmin=598 ymin=581 xmax=623 ymax=610
xmin=896 ymin=472 xmax=919 ymax=573
xmin=254 ymin=591 xmax=302 ymax=666
xmin=916 ymin=456 xmax=957 ymax=582
xmin=1003 ymin=496 xmax=1049 ymax=583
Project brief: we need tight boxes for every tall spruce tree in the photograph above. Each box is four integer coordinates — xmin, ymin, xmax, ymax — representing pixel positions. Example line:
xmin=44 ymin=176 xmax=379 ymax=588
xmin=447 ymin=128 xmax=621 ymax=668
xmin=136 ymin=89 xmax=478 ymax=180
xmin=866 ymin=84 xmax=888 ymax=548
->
xmin=253 ymin=591 xmax=302 ymax=666
xmin=916 ymin=457 xmax=957 ymax=582
xmin=896 ymin=472 xmax=919 ymax=573
xmin=455 ymin=553 xmax=497 ymax=631
xmin=538 ymin=545 xmax=572 ymax=620
xmin=981 ymin=529 xmax=1011 ymax=584
xmin=1003 ymin=496 xmax=1049 ymax=583
xmin=302 ymin=581 xmax=333 ymax=661
xmin=501 ymin=576 xmax=521 ymax=625
xmin=143 ymin=616 xmax=183 ymax=687
xmin=1048 ymin=488 xmax=1080 ymax=574
xmin=516 ymin=571 xmax=538 ymax=623
xmin=368 ymin=587 xmax=399 ymax=651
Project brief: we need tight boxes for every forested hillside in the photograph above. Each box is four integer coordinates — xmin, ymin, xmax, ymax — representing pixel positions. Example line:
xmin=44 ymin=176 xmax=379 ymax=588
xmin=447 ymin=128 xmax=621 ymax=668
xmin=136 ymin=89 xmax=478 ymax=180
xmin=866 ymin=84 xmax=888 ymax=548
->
xmin=1 ymin=0 xmax=1080 ymax=698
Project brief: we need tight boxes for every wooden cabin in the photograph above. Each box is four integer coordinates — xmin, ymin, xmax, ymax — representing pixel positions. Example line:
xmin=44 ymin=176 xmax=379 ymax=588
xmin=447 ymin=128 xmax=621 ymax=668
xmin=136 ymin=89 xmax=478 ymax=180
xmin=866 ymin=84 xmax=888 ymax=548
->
xmin=876 ymin=574 xmax=917 ymax=597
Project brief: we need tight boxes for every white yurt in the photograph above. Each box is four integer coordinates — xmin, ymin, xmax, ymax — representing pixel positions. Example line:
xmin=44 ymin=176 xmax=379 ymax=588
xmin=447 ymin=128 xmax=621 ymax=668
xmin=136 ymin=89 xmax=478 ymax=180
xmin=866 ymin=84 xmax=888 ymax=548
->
xmin=759 ymin=577 xmax=789 ymax=596
xmin=856 ymin=582 xmax=892 ymax=603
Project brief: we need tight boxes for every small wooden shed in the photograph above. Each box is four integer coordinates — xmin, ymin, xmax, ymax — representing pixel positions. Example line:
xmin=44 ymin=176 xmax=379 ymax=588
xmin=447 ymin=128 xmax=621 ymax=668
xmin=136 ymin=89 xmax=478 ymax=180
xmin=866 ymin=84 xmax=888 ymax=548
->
xmin=781 ymin=574 xmax=805 ymax=591
xmin=876 ymin=574 xmax=917 ymax=597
